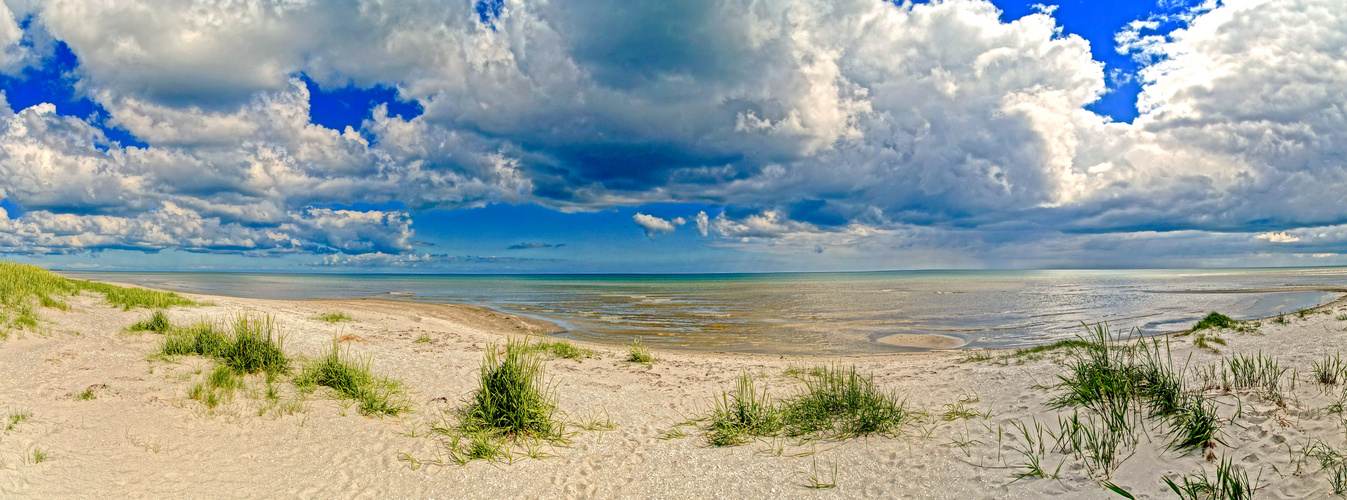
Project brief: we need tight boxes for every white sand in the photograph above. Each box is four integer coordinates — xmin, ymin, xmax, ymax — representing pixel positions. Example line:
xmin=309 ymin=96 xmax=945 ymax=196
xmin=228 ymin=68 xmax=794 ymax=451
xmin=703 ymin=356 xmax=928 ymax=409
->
xmin=3 ymin=285 xmax=1347 ymax=498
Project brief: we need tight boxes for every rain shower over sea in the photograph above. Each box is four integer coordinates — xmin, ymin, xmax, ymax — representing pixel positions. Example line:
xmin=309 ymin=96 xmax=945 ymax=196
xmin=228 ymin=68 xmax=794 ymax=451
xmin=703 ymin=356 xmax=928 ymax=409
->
xmin=62 ymin=268 xmax=1347 ymax=356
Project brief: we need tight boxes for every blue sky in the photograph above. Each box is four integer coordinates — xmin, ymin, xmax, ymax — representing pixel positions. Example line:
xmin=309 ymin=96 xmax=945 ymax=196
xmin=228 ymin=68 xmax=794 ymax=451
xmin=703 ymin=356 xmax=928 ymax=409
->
xmin=2 ymin=0 xmax=1347 ymax=273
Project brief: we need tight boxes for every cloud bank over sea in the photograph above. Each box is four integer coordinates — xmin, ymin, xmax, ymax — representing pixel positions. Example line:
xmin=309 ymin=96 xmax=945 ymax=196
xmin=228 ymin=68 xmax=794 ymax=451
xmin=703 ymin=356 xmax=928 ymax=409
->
xmin=1 ymin=0 xmax=1345 ymax=269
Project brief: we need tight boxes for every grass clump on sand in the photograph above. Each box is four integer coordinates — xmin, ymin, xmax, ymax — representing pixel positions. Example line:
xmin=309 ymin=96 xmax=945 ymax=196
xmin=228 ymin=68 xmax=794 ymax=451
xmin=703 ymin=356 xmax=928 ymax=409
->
xmin=161 ymin=320 xmax=229 ymax=359
xmin=627 ymin=338 xmax=655 ymax=364
xmin=1221 ymin=352 xmax=1288 ymax=403
xmin=1304 ymin=440 xmax=1347 ymax=495
xmin=39 ymin=295 xmax=69 ymax=311
xmin=26 ymin=448 xmax=49 ymax=465
xmin=5 ymin=411 xmax=31 ymax=431
xmin=1009 ymin=339 xmax=1096 ymax=358
xmin=1047 ymin=323 xmax=1220 ymax=477
xmin=988 ymin=323 xmax=1237 ymax=488
xmin=700 ymin=365 xmax=916 ymax=446
xmin=160 ymin=314 xmax=289 ymax=375
xmin=189 ymin=365 xmax=244 ymax=409
xmin=1191 ymin=312 xmax=1237 ymax=332
xmin=0 ymin=260 xmax=195 ymax=336
xmin=782 ymin=365 xmax=915 ymax=439
xmin=315 ymin=312 xmax=354 ymax=323
xmin=958 ymin=351 xmax=993 ymax=363
xmin=1182 ymin=312 xmax=1258 ymax=346
xmin=460 ymin=339 xmax=563 ymax=439
xmin=1315 ymin=353 xmax=1347 ymax=385
xmin=128 ymin=310 xmax=171 ymax=333
xmin=438 ymin=339 xmax=568 ymax=463
xmin=296 ymin=341 xmax=409 ymax=417
xmin=1164 ymin=455 xmax=1258 ymax=500
xmin=1192 ymin=332 xmax=1227 ymax=353
xmin=527 ymin=340 xmax=594 ymax=360
xmin=705 ymin=372 xmax=785 ymax=446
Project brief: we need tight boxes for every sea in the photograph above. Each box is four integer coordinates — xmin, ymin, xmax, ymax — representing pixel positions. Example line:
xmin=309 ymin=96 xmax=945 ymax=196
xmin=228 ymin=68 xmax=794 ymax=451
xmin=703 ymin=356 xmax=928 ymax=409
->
xmin=58 ymin=268 xmax=1347 ymax=356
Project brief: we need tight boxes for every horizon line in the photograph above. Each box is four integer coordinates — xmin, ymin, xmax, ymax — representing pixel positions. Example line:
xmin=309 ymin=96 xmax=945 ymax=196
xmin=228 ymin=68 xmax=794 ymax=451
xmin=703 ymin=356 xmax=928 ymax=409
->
xmin=49 ymin=263 xmax=1347 ymax=277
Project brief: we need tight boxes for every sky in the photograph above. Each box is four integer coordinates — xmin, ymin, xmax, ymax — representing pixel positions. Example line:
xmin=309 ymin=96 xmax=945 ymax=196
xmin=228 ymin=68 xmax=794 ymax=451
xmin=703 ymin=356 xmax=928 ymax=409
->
xmin=1 ymin=0 xmax=1346 ymax=273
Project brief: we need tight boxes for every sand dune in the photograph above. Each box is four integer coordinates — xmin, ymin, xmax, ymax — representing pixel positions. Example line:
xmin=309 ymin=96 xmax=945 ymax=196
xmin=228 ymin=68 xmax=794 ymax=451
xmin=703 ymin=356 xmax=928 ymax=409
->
xmin=3 ymin=286 xmax=1347 ymax=498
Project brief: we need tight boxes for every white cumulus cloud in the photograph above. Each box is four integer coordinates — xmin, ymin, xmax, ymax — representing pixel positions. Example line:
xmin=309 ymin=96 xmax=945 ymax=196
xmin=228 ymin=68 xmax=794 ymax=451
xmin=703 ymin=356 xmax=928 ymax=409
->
xmin=0 ymin=0 xmax=1344 ymax=268
xmin=632 ymin=213 xmax=682 ymax=239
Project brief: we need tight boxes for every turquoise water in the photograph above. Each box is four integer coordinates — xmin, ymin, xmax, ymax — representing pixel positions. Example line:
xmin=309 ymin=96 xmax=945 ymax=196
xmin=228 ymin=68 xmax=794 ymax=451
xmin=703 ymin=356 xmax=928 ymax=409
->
xmin=60 ymin=268 xmax=1347 ymax=355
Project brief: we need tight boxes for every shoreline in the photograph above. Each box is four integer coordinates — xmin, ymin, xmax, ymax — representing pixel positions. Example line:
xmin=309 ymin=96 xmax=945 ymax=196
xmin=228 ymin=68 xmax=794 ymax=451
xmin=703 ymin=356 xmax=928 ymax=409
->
xmin=63 ymin=273 xmax=1347 ymax=356
xmin=6 ymin=282 xmax=1347 ymax=497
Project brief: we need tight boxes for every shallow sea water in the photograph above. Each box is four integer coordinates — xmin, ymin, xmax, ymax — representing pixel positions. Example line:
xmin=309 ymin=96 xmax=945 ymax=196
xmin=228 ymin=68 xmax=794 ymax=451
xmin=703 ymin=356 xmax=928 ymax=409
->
xmin=61 ymin=268 xmax=1347 ymax=355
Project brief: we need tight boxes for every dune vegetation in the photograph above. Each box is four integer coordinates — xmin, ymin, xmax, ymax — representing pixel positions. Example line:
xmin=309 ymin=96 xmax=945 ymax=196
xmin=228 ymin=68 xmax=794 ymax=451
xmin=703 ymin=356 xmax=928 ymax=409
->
xmin=429 ymin=339 xmax=570 ymax=463
xmin=314 ymin=312 xmax=354 ymax=323
xmin=698 ymin=365 xmax=917 ymax=447
xmin=150 ymin=312 xmax=411 ymax=416
xmin=296 ymin=341 xmax=410 ymax=417
xmin=0 ymin=260 xmax=196 ymax=338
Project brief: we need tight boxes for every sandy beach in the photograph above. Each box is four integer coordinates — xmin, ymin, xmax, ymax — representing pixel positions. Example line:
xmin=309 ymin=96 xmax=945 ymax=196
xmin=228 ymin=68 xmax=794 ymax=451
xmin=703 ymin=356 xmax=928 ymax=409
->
xmin=4 ymin=282 xmax=1347 ymax=498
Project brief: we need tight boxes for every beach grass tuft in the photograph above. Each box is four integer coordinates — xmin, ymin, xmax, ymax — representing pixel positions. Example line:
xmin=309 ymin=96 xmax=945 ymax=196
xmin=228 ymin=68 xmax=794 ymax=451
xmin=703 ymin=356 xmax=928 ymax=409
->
xmin=1315 ymin=354 xmax=1347 ymax=386
xmin=296 ymin=341 xmax=409 ymax=417
xmin=1163 ymin=455 xmax=1258 ymax=500
xmin=26 ymin=448 xmax=49 ymax=465
xmin=128 ymin=310 xmax=172 ymax=333
xmin=1048 ymin=322 xmax=1221 ymax=471
xmin=783 ymin=364 xmax=827 ymax=379
xmin=527 ymin=340 xmax=594 ymax=360
xmin=1165 ymin=395 xmax=1220 ymax=453
xmin=1008 ymin=418 xmax=1062 ymax=481
xmin=464 ymin=430 xmax=510 ymax=462
xmin=800 ymin=456 xmax=839 ymax=489
xmin=1009 ymin=339 xmax=1095 ymax=358
xmin=39 ymin=295 xmax=69 ymax=311
xmin=941 ymin=394 xmax=992 ymax=420
xmin=315 ymin=312 xmax=354 ymax=323
xmin=701 ymin=365 xmax=915 ymax=446
xmin=706 ymin=371 xmax=784 ymax=446
xmin=459 ymin=339 xmax=563 ymax=439
xmin=6 ymin=410 xmax=31 ymax=431
xmin=208 ymin=364 xmax=241 ymax=392
xmin=160 ymin=314 xmax=289 ymax=375
xmin=1192 ymin=332 xmax=1227 ymax=353
xmin=189 ymin=364 xmax=242 ymax=408
xmin=1191 ymin=312 xmax=1237 ymax=332
xmin=781 ymin=364 xmax=915 ymax=439
xmin=161 ymin=320 xmax=230 ymax=359
xmin=223 ymin=314 xmax=289 ymax=375
xmin=958 ymin=352 xmax=993 ymax=363
xmin=627 ymin=338 xmax=655 ymax=364
xmin=1222 ymin=352 xmax=1287 ymax=402
xmin=439 ymin=339 xmax=569 ymax=462
xmin=1305 ymin=440 xmax=1347 ymax=494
